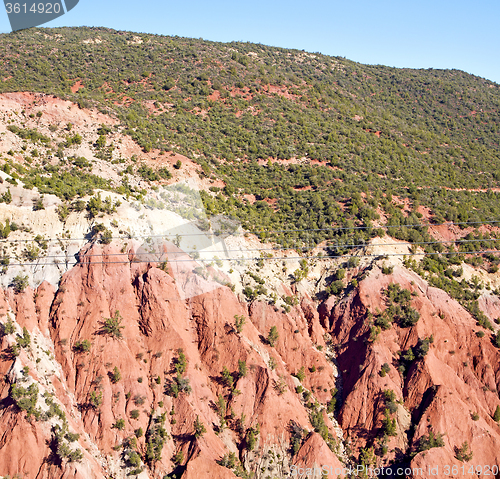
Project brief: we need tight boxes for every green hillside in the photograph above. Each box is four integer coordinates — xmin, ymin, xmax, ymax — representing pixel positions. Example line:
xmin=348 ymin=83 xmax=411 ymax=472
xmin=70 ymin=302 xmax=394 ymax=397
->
xmin=1 ymin=26 xmax=500 ymax=245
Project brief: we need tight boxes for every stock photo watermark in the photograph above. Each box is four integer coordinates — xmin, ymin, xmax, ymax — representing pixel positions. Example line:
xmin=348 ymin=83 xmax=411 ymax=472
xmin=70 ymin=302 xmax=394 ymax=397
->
xmin=3 ymin=0 xmax=79 ymax=31
xmin=289 ymin=463 xmax=500 ymax=477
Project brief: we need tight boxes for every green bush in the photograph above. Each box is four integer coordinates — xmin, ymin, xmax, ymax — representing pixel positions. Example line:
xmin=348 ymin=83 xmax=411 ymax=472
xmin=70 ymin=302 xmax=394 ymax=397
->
xmin=0 ymin=219 xmax=11 ymax=238
xmin=16 ymin=327 xmax=31 ymax=349
xmin=381 ymin=408 xmax=397 ymax=437
xmin=2 ymin=319 xmax=15 ymax=335
xmin=379 ymin=363 xmax=391 ymax=377
xmin=113 ymin=418 xmax=125 ymax=430
xmin=74 ymin=339 xmax=91 ymax=353
xmin=174 ymin=349 xmax=188 ymax=375
xmin=381 ymin=265 xmax=394 ymax=275
xmin=383 ymin=390 xmax=398 ymax=414
xmin=130 ymin=409 xmax=140 ymax=419
xmin=238 ymin=359 xmax=247 ymax=378
xmin=89 ymin=390 xmax=103 ymax=409
xmin=327 ymin=388 xmax=338 ymax=414
xmin=309 ymin=409 xmax=330 ymax=442
xmin=165 ymin=374 xmax=191 ymax=397
xmin=234 ymin=314 xmax=246 ymax=333
xmin=193 ymin=415 xmax=206 ymax=438
xmin=54 ymin=424 xmax=84 ymax=463
xmin=268 ymin=357 xmax=277 ymax=370
xmin=326 ymin=280 xmax=344 ymax=296
xmin=110 ymin=366 xmax=121 ymax=384
xmin=100 ymin=310 xmax=125 ymax=339
xmin=290 ymin=422 xmax=304 ymax=456
xmin=0 ymin=189 xmax=12 ymax=204
xmin=12 ymin=273 xmax=29 ymax=293
xmin=221 ymin=366 xmax=234 ymax=390
xmin=127 ymin=451 xmax=141 ymax=467
xmin=145 ymin=413 xmax=169 ymax=465
xmin=493 ymin=405 xmax=500 ymax=422
xmin=267 ymin=326 xmax=279 ymax=347
xmin=246 ymin=425 xmax=259 ymax=451
xmin=173 ymin=450 xmax=184 ymax=465
xmin=10 ymin=382 xmax=39 ymax=418
xmin=65 ymin=432 xmax=80 ymax=442
xmin=294 ymin=366 xmax=306 ymax=382
xmin=455 ymin=441 xmax=473 ymax=462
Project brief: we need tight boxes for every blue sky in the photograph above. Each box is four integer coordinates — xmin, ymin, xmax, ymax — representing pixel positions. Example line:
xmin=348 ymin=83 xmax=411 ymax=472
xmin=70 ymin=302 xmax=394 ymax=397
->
xmin=1 ymin=0 xmax=499 ymax=83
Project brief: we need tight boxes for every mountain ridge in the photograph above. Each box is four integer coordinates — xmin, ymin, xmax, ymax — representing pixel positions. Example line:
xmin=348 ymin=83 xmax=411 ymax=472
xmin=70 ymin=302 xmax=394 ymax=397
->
xmin=0 ymin=27 xmax=500 ymax=479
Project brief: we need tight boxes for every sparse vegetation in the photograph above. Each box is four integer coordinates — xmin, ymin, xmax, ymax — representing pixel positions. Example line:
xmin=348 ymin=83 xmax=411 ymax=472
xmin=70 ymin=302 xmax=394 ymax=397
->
xmin=73 ymin=339 xmax=91 ymax=353
xmin=173 ymin=348 xmax=188 ymax=375
xmin=10 ymin=382 xmax=39 ymax=419
xmin=110 ymin=366 xmax=121 ymax=384
xmin=379 ymin=363 xmax=391 ymax=377
xmin=100 ymin=310 xmax=125 ymax=339
xmin=130 ymin=409 xmax=140 ymax=420
xmin=267 ymin=325 xmax=279 ymax=347
xmin=381 ymin=408 xmax=397 ymax=437
xmin=417 ymin=431 xmax=445 ymax=452
xmin=11 ymin=273 xmax=29 ymax=293
xmin=234 ymin=314 xmax=246 ymax=333
xmin=193 ymin=415 xmax=206 ymax=438
xmin=89 ymin=390 xmax=103 ymax=409
xmin=294 ymin=366 xmax=306 ymax=382
xmin=494 ymin=405 xmax=500 ymax=423
xmin=274 ymin=375 xmax=288 ymax=395
xmin=0 ymin=29 xmax=500 ymax=476
xmin=53 ymin=423 xmax=84 ymax=463
xmin=2 ymin=319 xmax=15 ymax=335
xmin=238 ymin=359 xmax=247 ymax=378
xmin=245 ymin=424 xmax=260 ymax=451
xmin=165 ymin=374 xmax=192 ymax=397
xmin=455 ymin=441 xmax=474 ymax=462
xmin=113 ymin=418 xmax=125 ymax=430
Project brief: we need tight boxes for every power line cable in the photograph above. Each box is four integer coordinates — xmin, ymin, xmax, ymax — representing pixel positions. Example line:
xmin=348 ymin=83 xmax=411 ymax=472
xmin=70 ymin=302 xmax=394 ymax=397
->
xmin=0 ymin=237 xmax=497 ymax=262
xmin=0 ymin=219 xmax=499 ymax=244
xmin=2 ymin=248 xmax=499 ymax=269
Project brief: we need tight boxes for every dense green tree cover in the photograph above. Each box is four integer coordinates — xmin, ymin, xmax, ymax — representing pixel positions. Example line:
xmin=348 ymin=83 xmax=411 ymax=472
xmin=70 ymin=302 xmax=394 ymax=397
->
xmin=1 ymin=27 xmax=500 ymax=244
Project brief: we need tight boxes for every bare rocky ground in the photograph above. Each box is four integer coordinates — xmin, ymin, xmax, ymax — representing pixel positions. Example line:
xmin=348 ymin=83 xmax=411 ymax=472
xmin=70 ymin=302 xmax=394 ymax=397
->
xmin=0 ymin=93 xmax=499 ymax=478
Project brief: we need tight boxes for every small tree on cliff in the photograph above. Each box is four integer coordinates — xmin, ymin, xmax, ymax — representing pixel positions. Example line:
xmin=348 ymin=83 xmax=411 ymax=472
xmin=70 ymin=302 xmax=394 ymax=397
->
xmin=193 ymin=415 xmax=206 ymax=438
xmin=234 ymin=314 xmax=246 ymax=334
xmin=495 ymin=331 xmax=500 ymax=348
xmin=494 ymin=405 xmax=500 ymax=422
xmin=100 ymin=310 xmax=125 ymax=339
xmin=89 ymin=390 xmax=103 ymax=409
xmin=455 ymin=441 xmax=473 ymax=462
xmin=238 ymin=359 xmax=247 ymax=378
xmin=74 ymin=339 xmax=91 ymax=353
xmin=110 ymin=366 xmax=121 ymax=384
xmin=267 ymin=326 xmax=279 ymax=347
xmin=12 ymin=273 xmax=29 ymax=293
